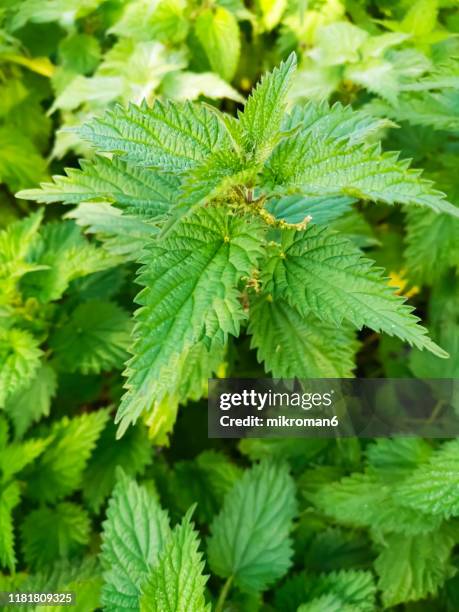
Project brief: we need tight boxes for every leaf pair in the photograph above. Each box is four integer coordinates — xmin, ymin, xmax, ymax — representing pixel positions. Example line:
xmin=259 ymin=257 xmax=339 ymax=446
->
xmin=101 ymin=460 xmax=297 ymax=609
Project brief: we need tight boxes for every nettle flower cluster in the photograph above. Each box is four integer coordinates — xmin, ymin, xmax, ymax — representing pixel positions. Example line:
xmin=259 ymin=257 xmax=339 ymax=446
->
xmin=21 ymin=54 xmax=458 ymax=439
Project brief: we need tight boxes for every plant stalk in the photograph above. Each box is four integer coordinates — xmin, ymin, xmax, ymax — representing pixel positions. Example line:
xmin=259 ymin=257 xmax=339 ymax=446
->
xmin=215 ymin=576 xmax=233 ymax=612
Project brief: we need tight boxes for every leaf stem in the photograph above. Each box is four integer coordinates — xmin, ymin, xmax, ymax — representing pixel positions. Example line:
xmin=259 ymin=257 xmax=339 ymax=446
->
xmin=215 ymin=576 xmax=233 ymax=612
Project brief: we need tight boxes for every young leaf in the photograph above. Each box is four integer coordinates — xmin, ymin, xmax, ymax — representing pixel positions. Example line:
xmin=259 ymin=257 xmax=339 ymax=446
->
xmin=256 ymin=0 xmax=287 ymax=31
xmin=282 ymin=101 xmax=394 ymax=146
xmin=265 ymin=226 xmax=447 ymax=357
xmin=297 ymin=594 xmax=344 ymax=612
xmin=140 ymin=509 xmax=210 ymax=611
xmin=207 ymin=460 xmax=297 ymax=592
xmin=101 ymin=471 xmax=170 ymax=611
xmin=238 ymin=52 xmax=297 ymax=159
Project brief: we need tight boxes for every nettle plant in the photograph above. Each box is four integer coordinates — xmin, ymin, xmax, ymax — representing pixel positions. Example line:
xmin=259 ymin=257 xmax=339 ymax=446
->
xmin=21 ymin=54 xmax=458 ymax=439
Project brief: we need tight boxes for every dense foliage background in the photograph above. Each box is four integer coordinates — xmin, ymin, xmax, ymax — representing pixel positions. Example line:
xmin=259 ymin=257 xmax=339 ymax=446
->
xmin=0 ymin=0 xmax=458 ymax=610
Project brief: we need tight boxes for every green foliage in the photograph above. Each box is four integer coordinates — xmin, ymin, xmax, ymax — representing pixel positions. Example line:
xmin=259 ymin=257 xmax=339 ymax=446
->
xmin=1 ymin=2 xmax=459 ymax=611
xmin=140 ymin=509 xmax=210 ymax=612
xmin=100 ymin=471 xmax=171 ymax=610
xmin=22 ymin=55 xmax=455 ymax=438
xmin=207 ymin=460 xmax=297 ymax=592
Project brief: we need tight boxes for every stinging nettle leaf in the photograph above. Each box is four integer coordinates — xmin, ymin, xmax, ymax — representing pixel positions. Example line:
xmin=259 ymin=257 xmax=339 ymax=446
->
xmin=237 ymin=52 xmax=297 ymax=160
xmin=195 ymin=7 xmax=241 ymax=82
xmin=18 ymin=155 xmax=179 ymax=217
xmin=25 ymin=409 xmax=109 ymax=503
xmin=115 ymin=206 xmax=265 ymax=435
xmin=375 ymin=523 xmax=459 ymax=607
xmin=101 ymin=471 xmax=171 ymax=611
xmin=140 ymin=508 xmax=210 ymax=612
xmin=207 ymin=460 xmax=298 ymax=592
xmin=21 ymin=502 xmax=91 ymax=571
xmin=264 ymin=124 xmax=459 ymax=219
xmin=50 ymin=300 xmax=132 ymax=375
xmin=265 ymin=225 xmax=447 ymax=358
xmin=77 ymin=100 xmax=228 ymax=173
xmin=249 ymin=297 xmax=357 ymax=378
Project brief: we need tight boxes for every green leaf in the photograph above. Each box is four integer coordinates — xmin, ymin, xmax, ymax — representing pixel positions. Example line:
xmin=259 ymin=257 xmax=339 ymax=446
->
xmin=297 ymin=594 xmax=344 ymax=612
xmin=78 ymin=101 xmax=227 ymax=173
xmin=282 ymin=102 xmax=394 ymax=147
xmin=25 ymin=409 xmax=109 ymax=502
xmin=249 ymin=297 xmax=357 ymax=377
xmin=368 ymin=90 xmax=459 ymax=131
xmin=18 ymin=156 xmax=179 ymax=217
xmin=312 ymin=471 xmax=442 ymax=536
xmin=275 ymin=569 xmax=376 ymax=612
xmin=21 ymin=220 xmax=117 ymax=303
xmin=82 ymin=421 xmax=153 ymax=513
xmin=405 ymin=206 xmax=459 ymax=284
xmin=401 ymin=0 xmax=439 ymax=37
xmin=238 ymin=52 xmax=297 ymax=160
xmin=312 ymin=22 xmax=369 ymax=66
xmin=0 ymin=481 xmax=20 ymax=571
xmin=115 ymin=206 xmax=265 ymax=435
xmin=11 ymin=0 xmax=105 ymax=30
xmin=0 ymin=126 xmax=47 ymax=191
xmin=207 ymin=460 xmax=297 ymax=592
xmin=264 ymin=126 xmax=459 ymax=219
xmin=58 ymin=33 xmax=101 ymax=75
xmin=170 ymin=451 xmax=242 ymax=524
xmin=101 ymin=471 xmax=171 ymax=611
xmin=162 ymin=71 xmax=244 ymax=102
xmin=303 ymin=527 xmax=373 ymax=573
xmin=195 ymin=7 xmax=240 ymax=82
xmin=255 ymin=0 xmax=287 ymax=31
xmin=366 ymin=437 xmax=433 ymax=479
xmin=375 ymin=523 xmax=459 ymax=607
xmin=50 ymin=300 xmax=131 ymax=374
xmin=265 ymin=194 xmax=355 ymax=227
xmin=395 ymin=439 xmax=459 ymax=519
xmin=265 ymin=226 xmax=446 ymax=357
xmin=0 ymin=210 xmax=43 ymax=275
xmin=65 ymin=202 xmax=157 ymax=259
xmin=8 ymin=557 xmax=102 ymax=612
xmin=140 ymin=509 xmax=210 ymax=611
xmin=0 ymin=327 xmax=43 ymax=408
xmin=5 ymin=363 xmax=57 ymax=438
xmin=0 ymin=437 xmax=49 ymax=481
xmin=21 ymin=503 xmax=91 ymax=570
